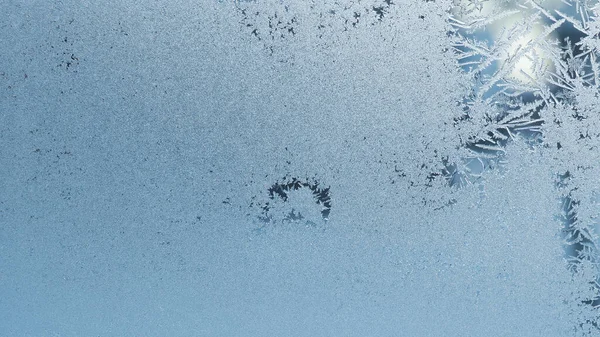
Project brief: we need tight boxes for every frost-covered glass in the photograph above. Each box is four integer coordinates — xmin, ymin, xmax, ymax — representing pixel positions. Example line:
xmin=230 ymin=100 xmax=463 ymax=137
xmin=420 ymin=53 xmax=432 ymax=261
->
xmin=2 ymin=0 xmax=600 ymax=335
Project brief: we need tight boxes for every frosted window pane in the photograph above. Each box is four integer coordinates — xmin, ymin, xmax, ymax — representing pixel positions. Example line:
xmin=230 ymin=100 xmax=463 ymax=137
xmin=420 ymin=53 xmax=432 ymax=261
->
xmin=1 ymin=0 xmax=600 ymax=335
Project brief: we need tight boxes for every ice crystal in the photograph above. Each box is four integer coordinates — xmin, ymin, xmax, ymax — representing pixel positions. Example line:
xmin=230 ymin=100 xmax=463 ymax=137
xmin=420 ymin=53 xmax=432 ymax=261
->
xmin=450 ymin=0 xmax=600 ymax=327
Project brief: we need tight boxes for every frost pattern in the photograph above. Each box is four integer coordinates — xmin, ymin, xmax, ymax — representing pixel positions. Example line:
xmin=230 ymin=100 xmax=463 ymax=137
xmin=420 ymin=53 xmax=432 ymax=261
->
xmin=449 ymin=0 xmax=600 ymax=327
xmin=236 ymin=0 xmax=463 ymax=213
xmin=5 ymin=0 xmax=600 ymax=335
xmin=236 ymin=0 xmax=600 ymax=331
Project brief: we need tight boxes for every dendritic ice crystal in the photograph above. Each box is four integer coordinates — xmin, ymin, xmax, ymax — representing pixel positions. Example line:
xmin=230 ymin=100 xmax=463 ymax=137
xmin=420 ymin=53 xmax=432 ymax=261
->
xmin=450 ymin=0 xmax=600 ymax=325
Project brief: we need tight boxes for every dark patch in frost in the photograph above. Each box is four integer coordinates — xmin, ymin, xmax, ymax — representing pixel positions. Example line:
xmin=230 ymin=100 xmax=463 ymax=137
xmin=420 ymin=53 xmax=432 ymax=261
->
xmin=235 ymin=0 xmax=398 ymax=57
xmin=254 ymin=176 xmax=331 ymax=226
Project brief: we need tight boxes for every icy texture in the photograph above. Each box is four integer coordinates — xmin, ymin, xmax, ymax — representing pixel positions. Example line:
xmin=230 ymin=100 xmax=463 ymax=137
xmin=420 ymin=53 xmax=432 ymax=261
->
xmin=449 ymin=1 xmax=600 ymax=327
xmin=0 ymin=0 xmax=599 ymax=335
